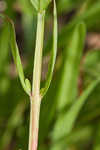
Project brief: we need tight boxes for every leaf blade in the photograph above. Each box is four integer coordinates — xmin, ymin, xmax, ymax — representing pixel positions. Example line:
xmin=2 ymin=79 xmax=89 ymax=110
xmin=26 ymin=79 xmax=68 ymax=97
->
xmin=30 ymin=0 xmax=39 ymax=11
xmin=40 ymin=0 xmax=58 ymax=98
xmin=0 ymin=14 xmax=31 ymax=95
xmin=57 ymin=22 xmax=86 ymax=111
xmin=52 ymin=79 xmax=100 ymax=141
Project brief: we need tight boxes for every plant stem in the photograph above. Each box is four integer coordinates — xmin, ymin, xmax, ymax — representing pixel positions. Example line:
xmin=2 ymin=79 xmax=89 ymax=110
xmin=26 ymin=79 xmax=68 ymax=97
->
xmin=28 ymin=11 xmax=45 ymax=150
xmin=29 ymin=97 xmax=41 ymax=150
xmin=32 ymin=11 xmax=45 ymax=95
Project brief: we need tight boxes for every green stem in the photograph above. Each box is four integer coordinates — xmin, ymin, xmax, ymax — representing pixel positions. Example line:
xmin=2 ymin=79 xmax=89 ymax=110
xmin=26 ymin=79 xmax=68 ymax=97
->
xmin=28 ymin=11 xmax=45 ymax=150
xmin=29 ymin=97 xmax=41 ymax=150
xmin=32 ymin=11 xmax=45 ymax=95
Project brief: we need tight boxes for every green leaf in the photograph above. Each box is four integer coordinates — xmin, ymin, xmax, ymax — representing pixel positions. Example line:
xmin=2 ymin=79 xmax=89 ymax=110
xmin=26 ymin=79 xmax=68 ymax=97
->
xmin=25 ymin=78 xmax=31 ymax=94
xmin=52 ymin=79 xmax=100 ymax=141
xmin=51 ymin=125 xmax=92 ymax=150
xmin=57 ymin=22 xmax=86 ymax=111
xmin=40 ymin=0 xmax=57 ymax=98
xmin=0 ymin=14 xmax=31 ymax=96
xmin=30 ymin=0 xmax=39 ymax=11
xmin=83 ymin=50 xmax=100 ymax=78
xmin=93 ymin=122 xmax=100 ymax=150
xmin=30 ymin=0 xmax=51 ymax=11
xmin=0 ymin=24 xmax=10 ymax=72
xmin=0 ymin=101 xmax=25 ymax=150
xmin=57 ymin=0 xmax=85 ymax=14
xmin=19 ymin=0 xmax=34 ymax=15
xmin=59 ymin=1 xmax=100 ymax=49
xmin=40 ymin=0 xmax=51 ymax=11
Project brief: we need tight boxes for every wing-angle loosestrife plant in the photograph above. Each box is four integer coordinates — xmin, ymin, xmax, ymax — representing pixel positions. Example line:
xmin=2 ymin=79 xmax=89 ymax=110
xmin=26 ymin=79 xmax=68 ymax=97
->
xmin=0 ymin=0 xmax=57 ymax=150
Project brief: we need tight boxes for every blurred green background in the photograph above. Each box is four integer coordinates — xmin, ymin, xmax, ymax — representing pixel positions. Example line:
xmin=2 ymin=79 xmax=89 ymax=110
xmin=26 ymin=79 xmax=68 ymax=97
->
xmin=0 ymin=0 xmax=100 ymax=150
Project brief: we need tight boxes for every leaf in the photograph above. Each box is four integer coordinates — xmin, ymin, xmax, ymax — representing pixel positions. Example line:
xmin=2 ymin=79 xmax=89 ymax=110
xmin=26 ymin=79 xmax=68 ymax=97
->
xmin=30 ymin=0 xmax=51 ymax=11
xmin=57 ymin=22 xmax=86 ymax=111
xmin=30 ymin=0 xmax=39 ymax=11
xmin=19 ymin=0 xmax=34 ymax=15
xmin=0 ymin=24 xmax=10 ymax=72
xmin=25 ymin=78 xmax=31 ymax=94
xmin=0 ymin=101 xmax=25 ymax=150
xmin=78 ymin=50 xmax=100 ymax=123
xmin=83 ymin=50 xmax=100 ymax=78
xmin=40 ymin=0 xmax=51 ymax=11
xmin=50 ymin=125 xmax=92 ymax=150
xmin=57 ymin=0 xmax=85 ymax=14
xmin=52 ymin=79 xmax=100 ymax=141
xmin=59 ymin=1 xmax=100 ymax=49
xmin=0 ymin=14 xmax=31 ymax=96
xmin=93 ymin=122 xmax=100 ymax=150
xmin=40 ymin=0 xmax=57 ymax=98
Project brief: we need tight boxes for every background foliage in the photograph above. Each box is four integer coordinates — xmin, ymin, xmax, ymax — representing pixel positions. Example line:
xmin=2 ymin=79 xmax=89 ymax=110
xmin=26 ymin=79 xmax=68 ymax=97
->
xmin=0 ymin=0 xmax=100 ymax=150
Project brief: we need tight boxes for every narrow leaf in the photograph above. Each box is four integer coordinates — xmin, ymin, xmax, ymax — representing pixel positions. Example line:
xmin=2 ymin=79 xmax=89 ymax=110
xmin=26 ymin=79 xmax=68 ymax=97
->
xmin=51 ymin=125 xmax=92 ymax=150
xmin=40 ymin=0 xmax=57 ymax=98
xmin=59 ymin=1 xmax=100 ymax=49
xmin=57 ymin=22 xmax=86 ymax=111
xmin=93 ymin=122 xmax=100 ymax=150
xmin=52 ymin=79 xmax=99 ymax=141
xmin=0 ymin=14 xmax=31 ymax=95
xmin=40 ymin=0 xmax=51 ymax=11
xmin=83 ymin=50 xmax=100 ymax=78
xmin=25 ymin=78 xmax=31 ymax=94
xmin=0 ymin=101 xmax=25 ymax=150
xmin=30 ymin=0 xmax=51 ymax=11
xmin=0 ymin=24 xmax=10 ymax=72
xmin=30 ymin=0 xmax=39 ymax=11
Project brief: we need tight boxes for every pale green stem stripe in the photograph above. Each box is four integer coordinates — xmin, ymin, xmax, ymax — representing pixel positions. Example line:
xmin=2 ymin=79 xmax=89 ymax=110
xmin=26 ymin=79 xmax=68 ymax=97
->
xmin=28 ymin=12 xmax=45 ymax=150
xmin=32 ymin=11 xmax=45 ymax=96
xmin=28 ymin=97 xmax=41 ymax=150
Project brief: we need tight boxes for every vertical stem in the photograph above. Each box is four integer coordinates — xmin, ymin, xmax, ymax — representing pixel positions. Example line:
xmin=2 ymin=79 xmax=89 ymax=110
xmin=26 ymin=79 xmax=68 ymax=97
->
xmin=29 ymin=97 xmax=41 ymax=150
xmin=28 ymin=11 xmax=45 ymax=150
xmin=32 ymin=11 xmax=45 ymax=95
